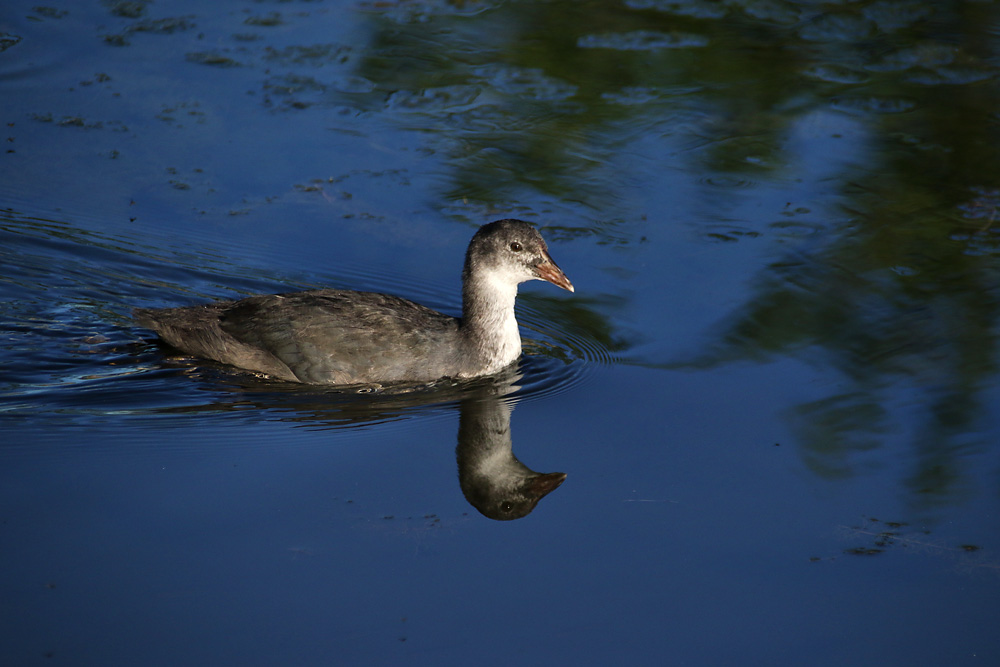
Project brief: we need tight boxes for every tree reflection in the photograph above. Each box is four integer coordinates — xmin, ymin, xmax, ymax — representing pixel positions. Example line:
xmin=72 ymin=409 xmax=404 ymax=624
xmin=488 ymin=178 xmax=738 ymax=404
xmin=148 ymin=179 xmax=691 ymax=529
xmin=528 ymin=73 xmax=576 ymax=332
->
xmin=671 ymin=1 xmax=1000 ymax=508
xmin=224 ymin=0 xmax=1000 ymax=508
xmin=336 ymin=0 xmax=1000 ymax=508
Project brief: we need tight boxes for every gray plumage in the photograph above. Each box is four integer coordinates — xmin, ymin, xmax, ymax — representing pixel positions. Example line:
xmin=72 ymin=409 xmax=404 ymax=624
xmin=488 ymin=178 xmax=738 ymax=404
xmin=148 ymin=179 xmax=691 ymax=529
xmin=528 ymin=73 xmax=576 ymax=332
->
xmin=134 ymin=219 xmax=573 ymax=385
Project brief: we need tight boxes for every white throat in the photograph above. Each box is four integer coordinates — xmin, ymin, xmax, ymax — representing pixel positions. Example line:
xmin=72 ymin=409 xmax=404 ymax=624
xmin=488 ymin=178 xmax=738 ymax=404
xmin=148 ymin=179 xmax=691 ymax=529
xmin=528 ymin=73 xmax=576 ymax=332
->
xmin=462 ymin=269 xmax=524 ymax=375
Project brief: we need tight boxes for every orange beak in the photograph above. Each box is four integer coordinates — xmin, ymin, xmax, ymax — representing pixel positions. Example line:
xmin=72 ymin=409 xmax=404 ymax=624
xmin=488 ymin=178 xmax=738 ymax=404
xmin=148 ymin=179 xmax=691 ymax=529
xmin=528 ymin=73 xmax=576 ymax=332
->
xmin=535 ymin=253 xmax=574 ymax=292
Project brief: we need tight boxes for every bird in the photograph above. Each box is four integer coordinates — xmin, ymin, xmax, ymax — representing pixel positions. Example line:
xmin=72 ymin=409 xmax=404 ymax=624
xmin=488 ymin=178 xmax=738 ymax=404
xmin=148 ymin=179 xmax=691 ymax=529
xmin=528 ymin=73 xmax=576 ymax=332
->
xmin=457 ymin=391 xmax=567 ymax=520
xmin=134 ymin=219 xmax=574 ymax=386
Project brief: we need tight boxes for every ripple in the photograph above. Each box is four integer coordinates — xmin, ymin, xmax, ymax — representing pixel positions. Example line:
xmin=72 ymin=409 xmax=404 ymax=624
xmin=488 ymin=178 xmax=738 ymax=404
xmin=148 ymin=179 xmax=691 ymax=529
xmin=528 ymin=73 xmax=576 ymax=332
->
xmin=513 ymin=299 xmax=617 ymax=402
xmin=1 ymin=210 xmax=607 ymax=432
xmin=259 ymin=72 xmax=378 ymax=111
xmin=769 ymin=220 xmax=824 ymax=239
xmin=907 ymin=66 xmax=996 ymax=86
xmin=958 ymin=187 xmax=1000 ymax=222
xmin=624 ymin=0 xmax=728 ymax=19
xmin=266 ymin=72 xmax=327 ymax=92
xmin=862 ymin=1 xmax=935 ymax=33
xmin=601 ymin=86 xmax=669 ymax=105
xmin=107 ymin=292 xmax=610 ymax=423
xmin=740 ymin=1 xmax=801 ymax=24
xmin=472 ymin=65 xmax=577 ymax=101
xmin=263 ymin=43 xmax=354 ymax=67
xmin=384 ymin=85 xmax=482 ymax=113
xmin=514 ymin=352 xmax=592 ymax=403
xmin=829 ymin=96 xmax=917 ymax=114
xmin=798 ymin=13 xmax=875 ymax=42
xmin=802 ymin=64 xmax=870 ymax=85
xmin=359 ymin=0 xmax=497 ymax=23
xmin=866 ymin=44 xmax=958 ymax=73
xmin=102 ymin=16 xmax=197 ymax=47
xmin=577 ymin=30 xmax=709 ymax=51
xmin=3 ymin=296 xmax=599 ymax=433
xmin=108 ymin=334 xmax=596 ymax=433
xmin=698 ymin=175 xmax=756 ymax=189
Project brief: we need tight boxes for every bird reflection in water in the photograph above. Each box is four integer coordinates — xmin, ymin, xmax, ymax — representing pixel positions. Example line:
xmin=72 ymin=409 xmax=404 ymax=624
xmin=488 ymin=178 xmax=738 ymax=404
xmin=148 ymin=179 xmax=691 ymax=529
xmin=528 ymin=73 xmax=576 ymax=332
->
xmin=456 ymin=391 xmax=566 ymax=520
xmin=142 ymin=360 xmax=567 ymax=520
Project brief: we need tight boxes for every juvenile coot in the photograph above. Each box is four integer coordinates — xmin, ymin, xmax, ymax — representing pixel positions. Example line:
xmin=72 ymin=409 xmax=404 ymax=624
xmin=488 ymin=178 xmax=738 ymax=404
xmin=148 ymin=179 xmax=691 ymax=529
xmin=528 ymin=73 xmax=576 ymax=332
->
xmin=134 ymin=219 xmax=574 ymax=385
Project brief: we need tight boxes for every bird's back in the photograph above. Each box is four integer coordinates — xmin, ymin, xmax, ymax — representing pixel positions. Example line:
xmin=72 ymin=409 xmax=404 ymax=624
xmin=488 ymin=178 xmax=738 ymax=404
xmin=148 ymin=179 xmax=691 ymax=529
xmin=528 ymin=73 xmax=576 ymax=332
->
xmin=135 ymin=289 xmax=463 ymax=384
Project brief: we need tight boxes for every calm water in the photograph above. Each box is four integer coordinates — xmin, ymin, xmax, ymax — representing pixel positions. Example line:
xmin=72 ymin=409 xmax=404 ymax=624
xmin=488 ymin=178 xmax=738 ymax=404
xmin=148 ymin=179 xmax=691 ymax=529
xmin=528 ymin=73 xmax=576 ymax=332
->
xmin=3 ymin=0 xmax=1000 ymax=664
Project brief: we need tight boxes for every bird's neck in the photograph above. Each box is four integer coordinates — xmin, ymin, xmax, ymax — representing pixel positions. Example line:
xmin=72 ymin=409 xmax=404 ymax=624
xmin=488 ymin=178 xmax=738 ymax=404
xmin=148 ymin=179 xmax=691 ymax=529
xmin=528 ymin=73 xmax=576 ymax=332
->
xmin=460 ymin=271 xmax=522 ymax=375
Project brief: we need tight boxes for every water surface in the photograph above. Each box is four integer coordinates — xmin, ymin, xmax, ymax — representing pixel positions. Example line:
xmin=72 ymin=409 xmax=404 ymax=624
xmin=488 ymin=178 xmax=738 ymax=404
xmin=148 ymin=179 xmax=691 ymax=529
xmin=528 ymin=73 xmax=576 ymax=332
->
xmin=2 ymin=1 xmax=999 ymax=664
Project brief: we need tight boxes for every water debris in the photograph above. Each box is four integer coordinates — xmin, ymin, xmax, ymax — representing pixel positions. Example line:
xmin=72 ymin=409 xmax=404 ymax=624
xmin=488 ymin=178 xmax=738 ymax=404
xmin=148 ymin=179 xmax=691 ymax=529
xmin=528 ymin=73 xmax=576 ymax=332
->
xmin=105 ymin=1 xmax=150 ymax=19
xmin=186 ymin=51 xmax=242 ymax=68
xmin=33 ymin=7 xmax=69 ymax=19
xmin=0 ymin=33 xmax=22 ymax=52
xmin=102 ymin=16 xmax=197 ymax=46
xmin=819 ymin=517 xmax=995 ymax=570
xmin=245 ymin=13 xmax=283 ymax=27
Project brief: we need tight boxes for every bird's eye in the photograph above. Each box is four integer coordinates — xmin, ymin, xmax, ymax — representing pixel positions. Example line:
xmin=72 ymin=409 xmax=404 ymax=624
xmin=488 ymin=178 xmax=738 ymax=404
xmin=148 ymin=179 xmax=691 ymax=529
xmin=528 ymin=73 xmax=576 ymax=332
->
xmin=509 ymin=241 xmax=522 ymax=252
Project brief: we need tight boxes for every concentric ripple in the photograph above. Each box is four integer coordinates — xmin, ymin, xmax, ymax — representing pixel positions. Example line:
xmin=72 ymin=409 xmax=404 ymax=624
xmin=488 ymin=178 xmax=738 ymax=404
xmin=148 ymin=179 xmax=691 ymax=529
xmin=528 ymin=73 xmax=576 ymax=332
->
xmin=1 ymin=211 xmax=615 ymax=435
xmin=512 ymin=296 xmax=617 ymax=403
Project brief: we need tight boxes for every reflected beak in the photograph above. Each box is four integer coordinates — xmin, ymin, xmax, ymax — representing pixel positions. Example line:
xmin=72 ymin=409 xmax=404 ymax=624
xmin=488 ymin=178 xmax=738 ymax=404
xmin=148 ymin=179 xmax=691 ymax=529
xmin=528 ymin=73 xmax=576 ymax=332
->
xmin=529 ymin=472 xmax=568 ymax=498
xmin=535 ymin=253 xmax=574 ymax=292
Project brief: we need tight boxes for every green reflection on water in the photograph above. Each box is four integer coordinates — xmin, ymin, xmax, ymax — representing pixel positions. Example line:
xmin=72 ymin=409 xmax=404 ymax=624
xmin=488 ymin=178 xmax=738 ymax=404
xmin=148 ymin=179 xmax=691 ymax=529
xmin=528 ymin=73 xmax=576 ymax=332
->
xmin=325 ymin=0 xmax=1000 ymax=502
xmin=10 ymin=0 xmax=1000 ymax=508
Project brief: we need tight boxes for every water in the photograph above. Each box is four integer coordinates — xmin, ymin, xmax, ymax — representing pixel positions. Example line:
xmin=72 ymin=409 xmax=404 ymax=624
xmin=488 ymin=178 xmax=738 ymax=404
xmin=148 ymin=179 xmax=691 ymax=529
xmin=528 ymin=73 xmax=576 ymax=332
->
xmin=3 ymin=0 xmax=999 ymax=664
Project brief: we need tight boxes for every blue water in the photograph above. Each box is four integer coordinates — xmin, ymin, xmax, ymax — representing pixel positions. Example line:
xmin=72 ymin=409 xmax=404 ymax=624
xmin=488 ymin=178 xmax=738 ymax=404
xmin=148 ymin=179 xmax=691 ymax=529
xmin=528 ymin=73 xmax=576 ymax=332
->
xmin=3 ymin=1 xmax=999 ymax=664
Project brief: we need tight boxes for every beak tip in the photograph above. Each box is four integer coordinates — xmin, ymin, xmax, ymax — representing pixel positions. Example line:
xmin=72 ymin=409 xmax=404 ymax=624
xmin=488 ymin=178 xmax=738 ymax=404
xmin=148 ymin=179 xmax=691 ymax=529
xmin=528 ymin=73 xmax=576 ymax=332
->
xmin=535 ymin=258 xmax=575 ymax=293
